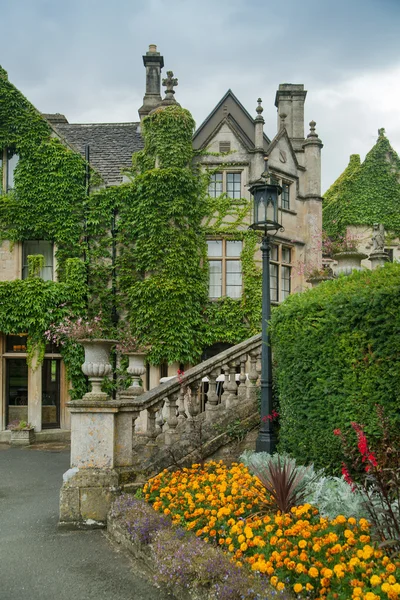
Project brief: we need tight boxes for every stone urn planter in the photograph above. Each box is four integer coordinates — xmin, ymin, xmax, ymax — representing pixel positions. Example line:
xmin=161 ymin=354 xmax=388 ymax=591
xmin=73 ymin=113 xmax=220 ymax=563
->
xmin=10 ymin=428 xmax=35 ymax=447
xmin=124 ymin=352 xmax=146 ymax=396
xmin=306 ymin=275 xmax=335 ymax=288
xmin=333 ymin=251 xmax=368 ymax=276
xmin=78 ymin=339 xmax=117 ymax=398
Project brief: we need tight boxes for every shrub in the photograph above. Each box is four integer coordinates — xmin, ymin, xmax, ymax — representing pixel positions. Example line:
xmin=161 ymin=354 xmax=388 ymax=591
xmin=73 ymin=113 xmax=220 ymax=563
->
xmin=270 ymin=263 xmax=400 ymax=473
xmin=241 ymin=451 xmax=367 ymax=520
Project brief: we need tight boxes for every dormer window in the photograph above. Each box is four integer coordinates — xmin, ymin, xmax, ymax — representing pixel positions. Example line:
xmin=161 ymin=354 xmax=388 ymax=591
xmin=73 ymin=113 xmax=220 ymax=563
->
xmin=22 ymin=241 xmax=54 ymax=281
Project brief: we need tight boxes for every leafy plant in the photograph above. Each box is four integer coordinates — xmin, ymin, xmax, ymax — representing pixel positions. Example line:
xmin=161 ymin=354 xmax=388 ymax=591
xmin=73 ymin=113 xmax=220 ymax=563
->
xmin=335 ymin=406 xmax=400 ymax=555
xmin=246 ymin=452 xmax=315 ymax=514
xmin=7 ymin=419 xmax=33 ymax=431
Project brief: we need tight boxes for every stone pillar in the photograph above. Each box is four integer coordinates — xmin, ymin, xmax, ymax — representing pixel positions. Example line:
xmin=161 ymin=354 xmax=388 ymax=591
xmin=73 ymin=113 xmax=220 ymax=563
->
xmin=138 ymin=44 xmax=164 ymax=120
xmin=28 ymin=346 xmax=42 ymax=432
xmin=369 ymin=251 xmax=390 ymax=270
xmin=59 ymin=396 xmax=139 ymax=528
xmin=302 ymin=121 xmax=323 ymax=199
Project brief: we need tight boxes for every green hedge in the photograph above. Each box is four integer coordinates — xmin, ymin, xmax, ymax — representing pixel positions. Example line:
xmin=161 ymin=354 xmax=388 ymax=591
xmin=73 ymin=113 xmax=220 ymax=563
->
xmin=270 ymin=264 xmax=400 ymax=473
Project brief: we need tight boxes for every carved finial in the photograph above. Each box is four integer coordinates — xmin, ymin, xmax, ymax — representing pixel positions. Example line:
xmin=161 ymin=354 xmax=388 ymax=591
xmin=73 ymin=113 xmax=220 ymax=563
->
xmin=280 ymin=113 xmax=287 ymax=127
xmin=307 ymin=120 xmax=318 ymax=138
xmin=148 ymin=44 xmax=157 ymax=53
xmin=256 ymin=98 xmax=263 ymax=115
xmin=162 ymin=71 xmax=178 ymax=99
xmin=378 ymin=127 xmax=385 ymax=137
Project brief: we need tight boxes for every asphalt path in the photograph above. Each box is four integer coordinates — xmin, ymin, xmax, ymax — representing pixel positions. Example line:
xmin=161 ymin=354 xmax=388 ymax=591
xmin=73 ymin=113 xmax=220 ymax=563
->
xmin=0 ymin=444 xmax=169 ymax=600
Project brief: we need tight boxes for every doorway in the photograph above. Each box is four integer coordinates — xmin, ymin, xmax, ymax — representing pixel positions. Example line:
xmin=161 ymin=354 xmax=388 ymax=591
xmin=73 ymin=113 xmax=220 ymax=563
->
xmin=42 ymin=358 xmax=61 ymax=428
xmin=6 ymin=358 xmax=28 ymax=426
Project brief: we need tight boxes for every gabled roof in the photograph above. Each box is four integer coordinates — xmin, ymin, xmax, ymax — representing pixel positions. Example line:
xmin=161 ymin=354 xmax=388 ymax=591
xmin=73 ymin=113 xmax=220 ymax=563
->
xmin=266 ymin=127 xmax=301 ymax=170
xmin=193 ymin=89 xmax=270 ymax=151
xmin=52 ymin=122 xmax=144 ymax=185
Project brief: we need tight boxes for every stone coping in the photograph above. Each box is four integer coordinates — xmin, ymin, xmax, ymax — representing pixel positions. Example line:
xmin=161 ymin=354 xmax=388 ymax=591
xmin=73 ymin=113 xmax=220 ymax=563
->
xmin=125 ymin=333 xmax=262 ymax=413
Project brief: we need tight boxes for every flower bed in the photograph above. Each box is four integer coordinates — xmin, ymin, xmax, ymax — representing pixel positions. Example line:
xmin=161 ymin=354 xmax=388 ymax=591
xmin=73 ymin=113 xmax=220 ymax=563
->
xmin=144 ymin=461 xmax=400 ymax=600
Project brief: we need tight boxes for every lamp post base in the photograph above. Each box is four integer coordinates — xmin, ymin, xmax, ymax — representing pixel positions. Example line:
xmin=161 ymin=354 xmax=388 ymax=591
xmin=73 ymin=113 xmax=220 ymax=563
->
xmin=256 ymin=430 xmax=277 ymax=454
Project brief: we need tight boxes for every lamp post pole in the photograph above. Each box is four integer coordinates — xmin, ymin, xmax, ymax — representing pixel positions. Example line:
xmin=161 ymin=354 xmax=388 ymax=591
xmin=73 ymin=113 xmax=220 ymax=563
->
xmin=256 ymin=232 xmax=276 ymax=453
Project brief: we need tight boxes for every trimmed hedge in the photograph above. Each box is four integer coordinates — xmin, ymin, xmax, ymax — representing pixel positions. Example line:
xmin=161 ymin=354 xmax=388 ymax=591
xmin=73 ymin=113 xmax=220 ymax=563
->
xmin=270 ymin=263 xmax=400 ymax=473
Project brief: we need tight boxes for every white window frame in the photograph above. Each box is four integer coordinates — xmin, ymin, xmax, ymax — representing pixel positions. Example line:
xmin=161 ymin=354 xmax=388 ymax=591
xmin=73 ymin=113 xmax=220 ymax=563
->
xmin=207 ymin=239 xmax=243 ymax=299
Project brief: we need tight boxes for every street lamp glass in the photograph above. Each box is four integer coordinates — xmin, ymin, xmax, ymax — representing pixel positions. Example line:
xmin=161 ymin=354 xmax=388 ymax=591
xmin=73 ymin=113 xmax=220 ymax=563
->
xmin=250 ymin=181 xmax=282 ymax=231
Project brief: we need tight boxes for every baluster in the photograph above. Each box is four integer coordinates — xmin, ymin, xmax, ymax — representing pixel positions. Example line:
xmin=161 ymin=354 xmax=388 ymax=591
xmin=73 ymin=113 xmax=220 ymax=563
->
xmin=177 ymin=386 xmax=186 ymax=422
xmin=256 ymin=351 xmax=262 ymax=383
xmin=155 ymin=400 xmax=166 ymax=434
xmin=185 ymin=380 xmax=200 ymax=419
xmin=165 ymin=392 xmax=179 ymax=445
xmin=226 ymin=360 xmax=238 ymax=408
xmin=205 ymin=368 xmax=220 ymax=420
xmin=145 ymin=406 xmax=158 ymax=441
xmin=220 ymin=364 xmax=230 ymax=407
xmin=237 ymin=354 xmax=248 ymax=401
xmin=247 ymin=350 xmax=259 ymax=401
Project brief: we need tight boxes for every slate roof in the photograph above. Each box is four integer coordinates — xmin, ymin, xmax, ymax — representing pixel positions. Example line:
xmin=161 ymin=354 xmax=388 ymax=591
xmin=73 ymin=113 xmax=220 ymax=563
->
xmin=52 ymin=121 xmax=144 ymax=185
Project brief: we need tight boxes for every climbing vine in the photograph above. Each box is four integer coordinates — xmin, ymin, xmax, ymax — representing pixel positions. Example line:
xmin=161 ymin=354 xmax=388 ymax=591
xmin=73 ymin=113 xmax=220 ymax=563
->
xmin=323 ymin=130 xmax=400 ymax=237
xmin=0 ymin=68 xmax=264 ymax=389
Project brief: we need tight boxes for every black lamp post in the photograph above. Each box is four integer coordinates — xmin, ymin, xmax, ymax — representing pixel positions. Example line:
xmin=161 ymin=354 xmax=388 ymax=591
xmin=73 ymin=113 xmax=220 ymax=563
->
xmin=249 ymin=162 xmax=282 ymax=453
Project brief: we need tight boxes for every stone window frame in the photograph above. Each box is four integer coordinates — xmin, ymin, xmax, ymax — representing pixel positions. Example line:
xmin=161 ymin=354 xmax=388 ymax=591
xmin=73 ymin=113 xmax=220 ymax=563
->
xmin=207 ymin=238 xmax=243 ymax=299
xmin=1 ymin=147 xmax=19 ymax=193
xmin=270 ymin=243 xmax=293 ymax=303
xmin=21 ymin=240 xmax=55 ymax=281
xmin=207 ymin=170 xmax=243 ymax=199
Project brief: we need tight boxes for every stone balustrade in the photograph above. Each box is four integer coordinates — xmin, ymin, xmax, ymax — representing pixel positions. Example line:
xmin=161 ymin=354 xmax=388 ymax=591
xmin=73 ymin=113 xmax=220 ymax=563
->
xmin=59 ymin=333 xmax=262 ymax=528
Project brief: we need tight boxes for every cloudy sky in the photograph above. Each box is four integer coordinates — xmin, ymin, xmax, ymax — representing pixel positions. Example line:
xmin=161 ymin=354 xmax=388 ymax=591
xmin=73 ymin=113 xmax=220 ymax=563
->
xmin=2 ymin=0 xmax=400 ymax=191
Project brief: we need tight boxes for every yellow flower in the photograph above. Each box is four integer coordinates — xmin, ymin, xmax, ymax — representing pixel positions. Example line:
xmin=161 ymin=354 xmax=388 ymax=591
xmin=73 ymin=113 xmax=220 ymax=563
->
xmin=270 ymin=576 xmax=278 ymax=587
xmin=308 ymin=566 xmax=319 ymax=578
xmin=370 ymin=575 xmax=381 ymax=587
xmin=293 ymin=583 xmax=303 ymax=593
xmin=240 ymin=542 xmax=248 ymax=552
xmin=276 ymin=582 xmax=285 ymax=591
xmin=238 ymin=534 xmax=245 ymax=544
xmin=352 ymin=587 xmax=363 ymax=597
xmin=244 ymin=526 xmax=253 ymax=539
xmin=298 ymin=539 xmax=307 ymax=549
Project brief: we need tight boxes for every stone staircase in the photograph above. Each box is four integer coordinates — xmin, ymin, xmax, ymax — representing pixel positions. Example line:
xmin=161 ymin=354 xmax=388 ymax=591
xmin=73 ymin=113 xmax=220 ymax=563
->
xmin=59 ymin=333 xmax=262 ymax=527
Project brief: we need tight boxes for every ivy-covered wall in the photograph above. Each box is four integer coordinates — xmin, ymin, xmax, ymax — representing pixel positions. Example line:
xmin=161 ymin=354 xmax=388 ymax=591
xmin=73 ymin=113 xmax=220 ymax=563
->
xmin=0 ymin=68 xmax=264 ymax=391
xmin=323 ymin=129 xmax=400 ymax=237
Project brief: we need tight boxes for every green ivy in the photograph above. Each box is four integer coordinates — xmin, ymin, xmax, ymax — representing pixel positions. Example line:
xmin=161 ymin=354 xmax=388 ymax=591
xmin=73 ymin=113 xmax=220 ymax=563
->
xmin=323 ymin=130 xmax=400 ymax=237
xmin=0 ymin=70 xmax=264 ymax=385
xmin=270 ymin=263 xmax=400 ymax=473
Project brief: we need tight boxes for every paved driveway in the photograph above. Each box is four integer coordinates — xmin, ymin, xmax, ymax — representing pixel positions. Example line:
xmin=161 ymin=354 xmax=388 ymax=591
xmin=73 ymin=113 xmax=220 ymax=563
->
xmin=0 ymin=444 xmax=169 ymax=600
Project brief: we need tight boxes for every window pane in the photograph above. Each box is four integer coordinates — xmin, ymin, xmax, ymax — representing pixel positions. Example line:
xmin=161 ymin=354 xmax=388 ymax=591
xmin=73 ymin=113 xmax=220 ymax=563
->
xmin=207 ymin=240 xmax=222 ymax=257
xmin=282 ymin=247 xmax=291 ymax=263
xmin=6 ymin=151 xmax=19 ymax=192
xmin=22 ymin=240 xmax=54 ymax=281
xmin=270 ymin=263 xmax=278 ymax=302
xmin=208 ymin=172 xmax=223 ymax=197
xmin=226 ymin=260 xmax=242 ymax=298
xmin=281 ymin=265 xmax=291 ymax=300
xmin=209 ymin=260 xmax=222 ymax=298
xmin=270 ymin=244 xmax=278 ymax=261
xmin=226 ymin=173 xmax=241 ymax=199
xmin=226 ymin=240 xmax=242 ymax=257
xmin=281 ymin=183 xmax=290 ymax=209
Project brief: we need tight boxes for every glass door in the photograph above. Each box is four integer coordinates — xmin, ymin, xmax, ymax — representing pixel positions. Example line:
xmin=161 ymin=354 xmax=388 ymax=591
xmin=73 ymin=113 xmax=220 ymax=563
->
xmin=42 ymin=358 xmax=60 ymax=428
xmin=6 ymin=359 xmax=28 ymax=426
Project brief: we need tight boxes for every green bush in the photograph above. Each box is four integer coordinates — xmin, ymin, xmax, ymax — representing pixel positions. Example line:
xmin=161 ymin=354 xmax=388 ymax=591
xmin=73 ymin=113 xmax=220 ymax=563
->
xmin=270 ymin=263 xmax=400 ymax=473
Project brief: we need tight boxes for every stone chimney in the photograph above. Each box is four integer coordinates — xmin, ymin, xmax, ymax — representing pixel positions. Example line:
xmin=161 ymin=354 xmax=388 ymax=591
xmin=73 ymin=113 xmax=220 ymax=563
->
xmin=275 ymin=84 xmax=307 ymax=150
xmin=138 ymin=44 xmax=164 ymax=121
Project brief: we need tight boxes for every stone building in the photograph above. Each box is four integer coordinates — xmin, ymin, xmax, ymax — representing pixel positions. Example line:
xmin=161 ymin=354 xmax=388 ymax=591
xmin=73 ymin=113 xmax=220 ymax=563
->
xmin=323 ymin=128 xmax=400 ymax=268
xmin=0 ymin=46 xmax=323 ymax=440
